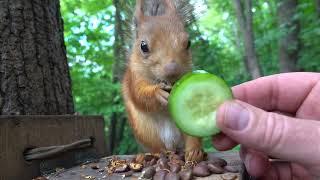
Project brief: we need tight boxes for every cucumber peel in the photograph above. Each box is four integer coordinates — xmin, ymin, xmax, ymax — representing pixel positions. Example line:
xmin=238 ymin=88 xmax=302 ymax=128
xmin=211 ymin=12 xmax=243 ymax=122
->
xmin=168 ymin=70 xmax=233 ymax=137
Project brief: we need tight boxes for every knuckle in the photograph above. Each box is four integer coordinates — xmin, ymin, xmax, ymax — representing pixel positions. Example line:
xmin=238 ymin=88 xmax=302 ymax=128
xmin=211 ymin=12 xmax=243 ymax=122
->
xmin=259 ymin=112 xmax=287 ymax=153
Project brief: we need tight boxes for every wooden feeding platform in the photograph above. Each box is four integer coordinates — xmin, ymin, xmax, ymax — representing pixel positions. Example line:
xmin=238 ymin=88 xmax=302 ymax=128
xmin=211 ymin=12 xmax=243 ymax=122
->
xmin=0 ymin=116 xmax=249 ymax=180
xmin=44 ymin=152 xmax=247 ymax=180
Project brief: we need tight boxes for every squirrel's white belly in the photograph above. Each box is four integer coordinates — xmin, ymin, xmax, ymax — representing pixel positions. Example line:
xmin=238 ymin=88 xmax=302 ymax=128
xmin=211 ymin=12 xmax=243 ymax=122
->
xmin=153 ymin=113 xmax=184 ymax=151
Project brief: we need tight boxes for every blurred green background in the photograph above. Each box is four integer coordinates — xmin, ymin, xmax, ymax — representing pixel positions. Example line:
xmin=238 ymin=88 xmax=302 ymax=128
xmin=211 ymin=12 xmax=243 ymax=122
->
xmin=60 ymin=0 xmax=320 ymax=155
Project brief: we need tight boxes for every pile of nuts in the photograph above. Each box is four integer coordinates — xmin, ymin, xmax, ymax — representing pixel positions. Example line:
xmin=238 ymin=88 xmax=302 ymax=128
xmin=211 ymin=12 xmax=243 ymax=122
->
xmin=106 ymin=151 xmax=239 ymax=179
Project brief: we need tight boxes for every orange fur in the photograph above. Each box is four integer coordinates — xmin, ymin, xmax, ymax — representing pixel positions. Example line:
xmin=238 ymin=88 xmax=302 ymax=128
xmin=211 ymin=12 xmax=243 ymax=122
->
xmin=121 ymin=0 xmax=205 ymax=162
xmin=124 ymin=68 xmax=162 ymax=112
xmin=122 ymin=68 xmax=166 ymax=151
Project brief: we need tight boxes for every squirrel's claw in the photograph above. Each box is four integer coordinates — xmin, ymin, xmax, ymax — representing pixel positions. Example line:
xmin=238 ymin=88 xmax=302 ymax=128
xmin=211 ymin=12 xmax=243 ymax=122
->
xmin=156 ymin=89 xmax=170 ymax=107
xmin=185 ymin=148 xmax=206 ymax=163
xmin=159 ymin=82 xmax=172 ymax=92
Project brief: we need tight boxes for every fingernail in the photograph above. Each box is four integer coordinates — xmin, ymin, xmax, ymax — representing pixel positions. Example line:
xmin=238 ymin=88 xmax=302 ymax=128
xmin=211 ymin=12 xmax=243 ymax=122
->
xmin=224 ymin=102 xmax=249 ymax=130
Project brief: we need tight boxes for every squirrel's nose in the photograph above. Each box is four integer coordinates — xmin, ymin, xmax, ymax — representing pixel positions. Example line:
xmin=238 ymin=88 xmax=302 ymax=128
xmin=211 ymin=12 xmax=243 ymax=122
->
xmin=164 ymin=62 xmax=180 ymax=77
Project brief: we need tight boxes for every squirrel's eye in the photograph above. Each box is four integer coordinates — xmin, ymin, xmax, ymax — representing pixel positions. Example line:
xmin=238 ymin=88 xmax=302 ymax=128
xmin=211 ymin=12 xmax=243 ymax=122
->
xmin=186 ymin=40 xmax=191 ymax=49
xmin=141 ymin=41 xmax=149 ymax=53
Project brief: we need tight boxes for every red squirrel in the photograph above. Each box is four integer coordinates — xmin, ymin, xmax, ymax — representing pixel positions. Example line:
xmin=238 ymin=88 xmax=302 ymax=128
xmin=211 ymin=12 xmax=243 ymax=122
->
xmin=122 ymin=0 xmax=204 ymax=162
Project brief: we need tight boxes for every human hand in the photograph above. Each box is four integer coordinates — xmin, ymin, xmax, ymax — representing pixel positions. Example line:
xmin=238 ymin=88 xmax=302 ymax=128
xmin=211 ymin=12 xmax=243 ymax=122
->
xmin=212 ymin=73 xmax=320 ymax=179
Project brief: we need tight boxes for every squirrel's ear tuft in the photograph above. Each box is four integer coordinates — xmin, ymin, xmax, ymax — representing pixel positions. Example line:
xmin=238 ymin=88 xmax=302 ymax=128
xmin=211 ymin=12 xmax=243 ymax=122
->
xmin=134 ymin=0 xmax=145 ymax=27
xmin=163 ymin=0 xmax=177 ymax=15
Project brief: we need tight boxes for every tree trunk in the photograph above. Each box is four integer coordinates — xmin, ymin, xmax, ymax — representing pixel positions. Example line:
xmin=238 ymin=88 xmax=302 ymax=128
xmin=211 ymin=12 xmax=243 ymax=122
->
xmin=278 ymin=0 xmax=300 ymax=72
xmin=0 ymin=0 xmax=74 ymax=115
xmin=108 ymin=0 xmax=129 ymax=154
xmin=316 ymin=0 xmax=320 ymax=17
xmin=233 ymin=0 xmax=262 ymax=79
xmin=117 ymin=117 xmax=126 ymax=143
xmin=108 ymin=112 xmax=117 ymax=154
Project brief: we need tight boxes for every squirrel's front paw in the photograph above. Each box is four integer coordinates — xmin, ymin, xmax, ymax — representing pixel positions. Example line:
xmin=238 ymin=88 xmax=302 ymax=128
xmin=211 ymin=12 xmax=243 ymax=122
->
xmin=185 ymin=148 xmax=206 ymax=163
xmin=155 ymin=83 xmax=172 ymax=106
xmin=155 ymin=89 xmax=170 ymax=106
xmin=159 ymin=82 xmax=172 ymax=93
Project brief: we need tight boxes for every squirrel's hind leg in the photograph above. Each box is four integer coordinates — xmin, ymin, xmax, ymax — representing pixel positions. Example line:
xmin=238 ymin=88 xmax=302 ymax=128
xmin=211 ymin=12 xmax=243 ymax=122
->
xmin=183 ymin=134 xmax=206 ymax=163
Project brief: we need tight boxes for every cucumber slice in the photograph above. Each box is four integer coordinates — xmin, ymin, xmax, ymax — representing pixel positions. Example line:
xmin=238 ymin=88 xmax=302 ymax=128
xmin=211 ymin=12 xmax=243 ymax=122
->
xmin=168 ymin=70 xmax=233 ymax=137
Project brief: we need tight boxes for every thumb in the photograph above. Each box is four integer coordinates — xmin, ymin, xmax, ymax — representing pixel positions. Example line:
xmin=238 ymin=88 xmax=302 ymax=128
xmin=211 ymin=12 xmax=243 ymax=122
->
xmin=216 ymin=100 xmax=320 ymax=168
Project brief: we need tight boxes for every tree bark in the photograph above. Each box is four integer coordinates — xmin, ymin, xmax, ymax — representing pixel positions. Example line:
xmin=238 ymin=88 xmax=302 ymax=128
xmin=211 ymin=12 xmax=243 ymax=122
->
xmin=233 ymin=0 xmax=262 ymax=79
xmin=108 ymin=0 xmax=129 ymax=154
xmin=117 ymin=117 xmax=126 ymax=143
xmin=0 ymin=0 xmax=74 ymax=115
xmin=316 ymin=0 xmax=320 ymax=17
xmin=278 ymin=0 xmax=300 ymax=72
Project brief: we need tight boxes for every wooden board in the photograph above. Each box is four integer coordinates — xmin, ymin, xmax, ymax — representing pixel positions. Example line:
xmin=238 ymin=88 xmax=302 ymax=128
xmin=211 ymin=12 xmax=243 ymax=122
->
xmin=0 ymin=115 xmax=107 ymax=180
xmin=45 ymin=152 xmax=246 ymax=180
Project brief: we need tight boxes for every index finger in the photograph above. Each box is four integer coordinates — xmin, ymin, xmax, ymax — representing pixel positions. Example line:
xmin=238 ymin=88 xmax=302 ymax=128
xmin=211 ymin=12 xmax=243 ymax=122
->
xmin=232 ymin=72 xmax=320 ymax=113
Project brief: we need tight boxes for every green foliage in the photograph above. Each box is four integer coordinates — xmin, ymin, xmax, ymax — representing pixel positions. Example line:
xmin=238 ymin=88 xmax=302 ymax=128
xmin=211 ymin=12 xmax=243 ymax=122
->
xmin=298 ymin=0 xmax=320 ymax=71
xmin=61 ymin=0 xmax=116 ymax=115
xmin=61 ymin=0 xmax=320 ymax=155
xmin=61 ymin=0 xmax=141 ymax=155
xmin=195 ymin=0 xmax=250 ymax=86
